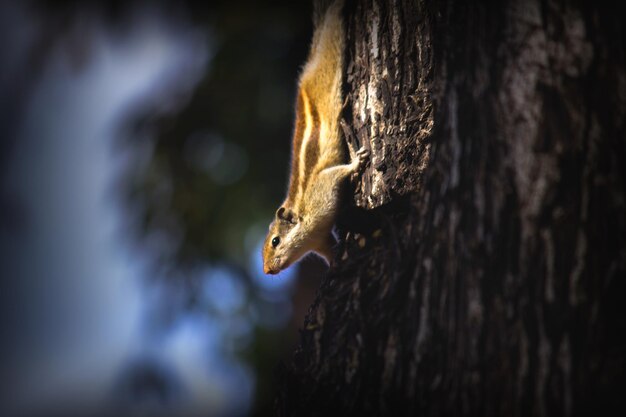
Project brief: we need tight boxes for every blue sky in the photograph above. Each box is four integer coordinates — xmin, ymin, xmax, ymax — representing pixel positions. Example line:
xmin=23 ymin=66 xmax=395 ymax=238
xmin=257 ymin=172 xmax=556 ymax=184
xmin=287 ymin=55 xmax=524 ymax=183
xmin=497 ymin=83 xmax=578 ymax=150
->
xmin=0 ymin=5 xmax=260 ymax=416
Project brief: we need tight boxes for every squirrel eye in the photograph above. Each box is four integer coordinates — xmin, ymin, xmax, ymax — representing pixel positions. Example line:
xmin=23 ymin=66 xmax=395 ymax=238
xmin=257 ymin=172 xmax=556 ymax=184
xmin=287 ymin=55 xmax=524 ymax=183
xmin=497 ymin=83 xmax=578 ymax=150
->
xmin=271 ymin=236 xmax=280 ymax=247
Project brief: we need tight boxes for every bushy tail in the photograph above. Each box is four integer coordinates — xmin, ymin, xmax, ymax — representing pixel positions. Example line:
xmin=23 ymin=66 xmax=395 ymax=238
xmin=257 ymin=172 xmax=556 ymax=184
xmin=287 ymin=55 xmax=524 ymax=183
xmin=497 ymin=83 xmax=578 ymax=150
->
xmin=313 ymin=0 xmax=344 ymax=29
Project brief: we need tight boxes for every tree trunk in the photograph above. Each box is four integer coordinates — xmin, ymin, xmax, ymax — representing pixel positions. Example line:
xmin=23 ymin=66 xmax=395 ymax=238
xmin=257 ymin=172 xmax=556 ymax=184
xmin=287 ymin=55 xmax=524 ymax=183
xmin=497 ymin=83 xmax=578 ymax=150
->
xmin=277 ymin=0 xmax=625 ymax=416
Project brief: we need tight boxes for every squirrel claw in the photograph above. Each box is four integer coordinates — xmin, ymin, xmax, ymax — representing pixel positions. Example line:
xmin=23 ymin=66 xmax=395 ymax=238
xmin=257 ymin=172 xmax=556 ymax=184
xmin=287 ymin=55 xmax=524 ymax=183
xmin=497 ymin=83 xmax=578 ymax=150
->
xmin=355 ymin=147 xmax=370 ymax=170
xmin=350 ymin=147 xmax=370 ymax=183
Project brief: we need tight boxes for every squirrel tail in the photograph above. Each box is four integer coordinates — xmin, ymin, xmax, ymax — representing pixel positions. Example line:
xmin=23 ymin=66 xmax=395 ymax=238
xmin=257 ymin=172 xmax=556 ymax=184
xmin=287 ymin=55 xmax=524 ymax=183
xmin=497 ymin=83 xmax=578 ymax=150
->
xmin=313 ymin=0 xmax=345 ymax=29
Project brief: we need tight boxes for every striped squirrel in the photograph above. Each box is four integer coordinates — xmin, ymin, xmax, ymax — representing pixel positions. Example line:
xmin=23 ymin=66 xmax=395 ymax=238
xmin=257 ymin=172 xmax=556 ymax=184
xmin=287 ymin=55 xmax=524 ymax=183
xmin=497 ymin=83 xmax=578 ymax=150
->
xmin=262 ymin=0 xmax=369 ymax=275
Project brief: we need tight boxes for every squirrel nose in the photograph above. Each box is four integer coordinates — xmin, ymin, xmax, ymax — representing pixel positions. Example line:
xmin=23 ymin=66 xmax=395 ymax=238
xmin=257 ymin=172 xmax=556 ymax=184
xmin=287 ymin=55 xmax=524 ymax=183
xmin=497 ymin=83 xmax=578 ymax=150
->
xmin=263 ymin=258 xmax=281 ymax=275
xmin=264 ymin=265 xmax=279 ymax=275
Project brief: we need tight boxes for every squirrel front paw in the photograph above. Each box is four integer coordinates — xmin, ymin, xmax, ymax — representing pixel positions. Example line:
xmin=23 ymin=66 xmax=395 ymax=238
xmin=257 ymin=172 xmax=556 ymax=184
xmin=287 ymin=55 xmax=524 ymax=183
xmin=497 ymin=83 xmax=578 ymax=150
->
xmin=349 ymin=147 xmax=370 ymax=183
xmin=352 ymin=146 xmax=370 ymax=171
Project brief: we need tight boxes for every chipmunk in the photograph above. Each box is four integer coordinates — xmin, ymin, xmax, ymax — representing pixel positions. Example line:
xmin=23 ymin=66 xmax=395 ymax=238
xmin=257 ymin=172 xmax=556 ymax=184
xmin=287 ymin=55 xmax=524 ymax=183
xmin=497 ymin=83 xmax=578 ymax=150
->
xmin=262 ymin=0 xmax=369 ymax=275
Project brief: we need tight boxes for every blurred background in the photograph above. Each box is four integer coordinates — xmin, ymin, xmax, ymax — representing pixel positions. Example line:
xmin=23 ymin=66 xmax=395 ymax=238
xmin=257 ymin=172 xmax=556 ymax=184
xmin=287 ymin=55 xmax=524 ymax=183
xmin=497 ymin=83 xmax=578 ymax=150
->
xmin=0 ymin=1 xmax=326 ymax=416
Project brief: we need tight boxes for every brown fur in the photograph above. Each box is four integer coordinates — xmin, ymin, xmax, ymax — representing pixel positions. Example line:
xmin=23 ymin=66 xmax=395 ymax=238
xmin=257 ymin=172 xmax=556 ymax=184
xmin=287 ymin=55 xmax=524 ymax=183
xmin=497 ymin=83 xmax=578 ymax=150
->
xmin=285 ymin=92 xmax=305 ymax=204
xmin=262 ymin=0 xmax=369 ymax=275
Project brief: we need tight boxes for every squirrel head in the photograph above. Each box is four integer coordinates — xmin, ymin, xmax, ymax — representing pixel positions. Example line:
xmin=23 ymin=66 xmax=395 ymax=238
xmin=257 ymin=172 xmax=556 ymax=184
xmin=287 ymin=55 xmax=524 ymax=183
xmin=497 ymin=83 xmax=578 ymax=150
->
xmin=262 ymin=206 xmax=306 ymax=274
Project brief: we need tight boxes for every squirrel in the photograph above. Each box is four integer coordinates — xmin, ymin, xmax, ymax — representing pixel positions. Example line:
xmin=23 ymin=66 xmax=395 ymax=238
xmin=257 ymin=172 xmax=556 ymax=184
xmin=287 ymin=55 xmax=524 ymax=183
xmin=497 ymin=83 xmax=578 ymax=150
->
xmin=262 ymin=0 xmax=369 ymax=275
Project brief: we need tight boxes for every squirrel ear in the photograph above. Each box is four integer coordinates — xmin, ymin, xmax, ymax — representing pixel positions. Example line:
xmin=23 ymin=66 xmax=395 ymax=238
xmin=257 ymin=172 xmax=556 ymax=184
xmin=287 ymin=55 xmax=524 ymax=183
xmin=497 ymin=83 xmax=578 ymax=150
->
xmin=276 ymin=206 xmax=297 ymax=224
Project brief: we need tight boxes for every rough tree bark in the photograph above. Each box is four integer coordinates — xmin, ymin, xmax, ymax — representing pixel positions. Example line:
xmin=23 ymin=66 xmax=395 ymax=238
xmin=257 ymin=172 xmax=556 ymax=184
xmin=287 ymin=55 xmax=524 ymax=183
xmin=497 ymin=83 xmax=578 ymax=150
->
xmin=277 ymin=0 xmax=625 ymax=416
